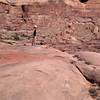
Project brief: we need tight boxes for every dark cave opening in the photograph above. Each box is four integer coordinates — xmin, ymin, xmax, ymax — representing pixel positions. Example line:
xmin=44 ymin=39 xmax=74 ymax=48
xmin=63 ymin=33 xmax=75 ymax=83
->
xmin=79 ymin=0 xmax=88 ymax=3
xmin=21 ymin=5 xmax=26 ymax=12
xmin=21 ymin=5 xmax=29 ymax=23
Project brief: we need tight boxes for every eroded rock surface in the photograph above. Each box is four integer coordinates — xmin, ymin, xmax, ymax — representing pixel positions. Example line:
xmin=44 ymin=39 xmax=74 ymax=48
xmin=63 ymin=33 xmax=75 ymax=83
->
xmin=0 ymin=43 xmax=92 ymax=100
xmin=0 ymin=0 xmax=100 ymax=54
xmin=74 ymin=51 xmax=100 ymax=84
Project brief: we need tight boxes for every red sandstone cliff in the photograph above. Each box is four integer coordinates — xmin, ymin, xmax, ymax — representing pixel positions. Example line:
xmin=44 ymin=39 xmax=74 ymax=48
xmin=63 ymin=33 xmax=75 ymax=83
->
xmin=0 ymin=0 xmax=100 ymax=52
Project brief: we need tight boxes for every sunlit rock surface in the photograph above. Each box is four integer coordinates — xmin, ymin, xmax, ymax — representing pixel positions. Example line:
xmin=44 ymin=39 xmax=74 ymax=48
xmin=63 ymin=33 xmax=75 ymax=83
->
xmin=0 ymin=43 xmax=93 ymax=100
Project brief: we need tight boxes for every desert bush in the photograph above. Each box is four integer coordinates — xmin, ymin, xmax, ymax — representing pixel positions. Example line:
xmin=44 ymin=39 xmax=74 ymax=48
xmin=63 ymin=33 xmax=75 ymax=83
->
xmin=13 ymin=33 xmax=20 ymax=41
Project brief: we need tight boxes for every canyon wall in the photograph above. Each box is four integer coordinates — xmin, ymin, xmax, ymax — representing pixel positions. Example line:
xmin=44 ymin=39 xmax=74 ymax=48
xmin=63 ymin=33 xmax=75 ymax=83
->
xmin=0 ymin=0 xmax=100 ymax=43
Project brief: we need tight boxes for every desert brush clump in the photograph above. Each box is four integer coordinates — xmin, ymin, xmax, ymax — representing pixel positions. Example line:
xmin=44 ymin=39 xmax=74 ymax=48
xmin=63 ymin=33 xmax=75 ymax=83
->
xmin=12 ymin=33 xmax=20 ymax=41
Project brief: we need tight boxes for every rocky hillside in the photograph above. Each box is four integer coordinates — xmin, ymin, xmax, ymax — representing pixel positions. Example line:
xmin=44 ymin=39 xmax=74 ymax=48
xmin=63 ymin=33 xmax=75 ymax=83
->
xmin=0 ymin=0 xmax=100 ymax=33
xmin=0 ymin=0 xmax=100 ymax=53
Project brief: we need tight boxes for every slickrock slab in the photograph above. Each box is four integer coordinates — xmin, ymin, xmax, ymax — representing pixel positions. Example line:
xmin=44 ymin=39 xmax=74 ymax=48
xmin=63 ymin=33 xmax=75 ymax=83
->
xmin=0 ymin=44 xmax=92 ymax=100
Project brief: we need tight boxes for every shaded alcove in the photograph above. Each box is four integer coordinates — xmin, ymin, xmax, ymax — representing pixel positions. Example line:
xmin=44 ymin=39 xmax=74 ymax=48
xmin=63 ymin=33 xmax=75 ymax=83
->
xmin=79 ymin=0 xmax=88 ymax=3
xmin=21 ymin=5 xmax=29 ymax=22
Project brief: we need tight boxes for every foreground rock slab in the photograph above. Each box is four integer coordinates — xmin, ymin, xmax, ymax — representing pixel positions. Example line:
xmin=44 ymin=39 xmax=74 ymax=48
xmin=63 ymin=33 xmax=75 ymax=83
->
xmin=0 ymin=44 xmax=92 ymax=100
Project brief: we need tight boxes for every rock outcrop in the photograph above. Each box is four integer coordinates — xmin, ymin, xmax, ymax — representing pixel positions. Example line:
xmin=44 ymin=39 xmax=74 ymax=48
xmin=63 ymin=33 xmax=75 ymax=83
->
xmin=0 ymin=0 xmax=100 ymax=34
xmin=74 ymin=51 xmax=100 ymax=85
xmin=0 ymin=43 xmax=93 ymax=100
xmin=0 ymin=0 xmax=100 ymax=53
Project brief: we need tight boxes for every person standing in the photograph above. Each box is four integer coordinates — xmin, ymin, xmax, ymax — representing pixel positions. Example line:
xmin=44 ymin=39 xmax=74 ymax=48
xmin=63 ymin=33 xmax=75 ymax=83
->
xmin=32 ymin=25 xmax=37 ymax=46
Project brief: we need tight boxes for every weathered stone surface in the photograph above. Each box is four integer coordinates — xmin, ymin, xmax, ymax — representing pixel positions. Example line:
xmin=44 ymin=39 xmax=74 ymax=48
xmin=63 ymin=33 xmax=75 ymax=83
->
xmin=0 ymin=0 xmax=100 ymax=54
xmin=0 ymin=43 xmax=92 ymax=100
xmin=74 ymin=51 xmax=100 ymax=85
xmin=76 ymin=51 xmax=100 ymax=66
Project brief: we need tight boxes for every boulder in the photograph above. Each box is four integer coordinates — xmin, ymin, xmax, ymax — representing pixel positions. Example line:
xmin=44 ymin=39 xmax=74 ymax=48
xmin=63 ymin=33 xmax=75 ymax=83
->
xmin=76 ymin=51 xmax=100 ymax=66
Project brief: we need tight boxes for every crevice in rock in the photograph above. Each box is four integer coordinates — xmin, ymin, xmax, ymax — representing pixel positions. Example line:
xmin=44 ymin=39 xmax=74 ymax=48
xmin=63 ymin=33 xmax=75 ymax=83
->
xmin=72 ymin=55 xmax=97 ymax=84
xmin=70 ymin=61 xmax=95 ymax=84
xmin=34 ymin=69 xmax=49 ymax=76
xmin=21 ymin=5 xmax=26 ymax=12
xmin=21 ymin=15 xmax=27 ymax=23
xmin=21 ymin=5 xmax=29 ymax=23
xmin=71 ymin=58 xmax=100 ymax=99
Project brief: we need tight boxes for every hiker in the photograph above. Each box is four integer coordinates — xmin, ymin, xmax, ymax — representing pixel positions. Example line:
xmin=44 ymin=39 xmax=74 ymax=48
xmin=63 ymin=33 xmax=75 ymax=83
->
xmin=32 ymin=25 xmax=37 ymax=46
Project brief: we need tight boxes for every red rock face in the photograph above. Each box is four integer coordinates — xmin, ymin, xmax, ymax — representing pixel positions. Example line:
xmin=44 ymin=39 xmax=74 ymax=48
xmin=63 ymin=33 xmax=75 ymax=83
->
xmin=0 ymin=0 xmax=100 ymax=31
xmin=0 ymin=0 xmax=100 ymax=53
xmin=64 ymin=0 xmax=100 ymax=8
xmin=0 ymin=44 xmax=93 ymax=100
